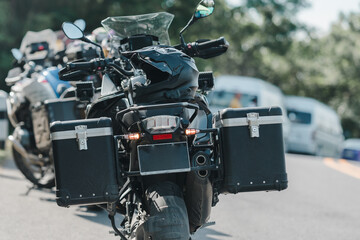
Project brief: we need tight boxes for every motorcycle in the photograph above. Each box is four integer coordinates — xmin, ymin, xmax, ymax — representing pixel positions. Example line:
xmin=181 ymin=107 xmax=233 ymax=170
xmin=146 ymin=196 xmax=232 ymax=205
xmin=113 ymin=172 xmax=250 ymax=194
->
xmin=5 ymin=21 xmax=93 ymax=188
xmin=52 ymin=0 xmax=287 ymax=239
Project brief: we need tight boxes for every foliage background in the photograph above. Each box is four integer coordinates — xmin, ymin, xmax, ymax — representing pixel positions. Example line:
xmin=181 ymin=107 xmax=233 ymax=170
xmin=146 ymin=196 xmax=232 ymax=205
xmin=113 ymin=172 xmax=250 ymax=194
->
xmin=1 ymin=0 xmax=360 ymax=137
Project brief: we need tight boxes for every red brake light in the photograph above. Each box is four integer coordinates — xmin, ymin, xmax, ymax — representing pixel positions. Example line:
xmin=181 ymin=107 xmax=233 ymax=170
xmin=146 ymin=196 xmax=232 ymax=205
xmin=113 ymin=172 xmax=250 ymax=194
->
xmin=38 ymin=45 xmax=45 ymax=51
xmin=153 ymin=134 xmax=172 ymax=140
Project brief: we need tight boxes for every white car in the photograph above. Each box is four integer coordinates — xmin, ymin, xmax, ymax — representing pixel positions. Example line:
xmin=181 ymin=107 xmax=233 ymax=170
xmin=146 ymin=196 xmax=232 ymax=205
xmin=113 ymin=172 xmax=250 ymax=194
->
xmin=285 ymin=96 xmax=344 ymax=157
xmin=0 ymin=90 xmax=8 ymax=150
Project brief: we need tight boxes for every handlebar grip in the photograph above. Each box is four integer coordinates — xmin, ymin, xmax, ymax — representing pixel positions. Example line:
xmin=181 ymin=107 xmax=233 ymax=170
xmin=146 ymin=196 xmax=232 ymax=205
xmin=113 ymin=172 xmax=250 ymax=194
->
xmin=196 ymin=37 xmax=227 ymax=50
xmin=67 ymin=61 xmax=95 ymax=71
xmin=59 ymin=65 xmax=90 ymax=81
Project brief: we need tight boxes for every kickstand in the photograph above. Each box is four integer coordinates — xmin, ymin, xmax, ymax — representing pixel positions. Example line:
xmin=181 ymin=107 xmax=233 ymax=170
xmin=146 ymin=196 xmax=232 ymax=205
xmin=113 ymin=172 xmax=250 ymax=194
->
xmin=108 ymin=215 xmax=127 ymax=240
xmin=200 ymin=221 xmax=216 ymax=229
xmin=23 ymin=184 xmax=37 ymax=196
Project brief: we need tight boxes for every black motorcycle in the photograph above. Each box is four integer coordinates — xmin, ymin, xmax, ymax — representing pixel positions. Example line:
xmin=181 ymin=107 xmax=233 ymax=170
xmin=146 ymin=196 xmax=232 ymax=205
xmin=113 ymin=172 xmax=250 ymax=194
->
xmin=52 ymin=0 xmax=287 ymax=239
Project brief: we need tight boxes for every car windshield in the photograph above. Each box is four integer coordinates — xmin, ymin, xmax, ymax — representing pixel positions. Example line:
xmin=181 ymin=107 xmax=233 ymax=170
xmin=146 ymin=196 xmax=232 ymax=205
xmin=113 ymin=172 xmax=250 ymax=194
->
xmin=208 ymin=91 xmax=258 ymax=108
xmin=287 ymin=110 xmax=312 ymax=124
xmin=344 ymin=139 xmax=360 ymax=149
xmin=101 ymin=12 xmax=174 ymax=46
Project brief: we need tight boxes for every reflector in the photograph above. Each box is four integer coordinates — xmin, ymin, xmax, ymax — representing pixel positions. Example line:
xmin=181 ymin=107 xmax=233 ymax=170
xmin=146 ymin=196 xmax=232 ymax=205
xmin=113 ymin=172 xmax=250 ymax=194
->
xmin=153 ymin=134 xmax=173 ymax=140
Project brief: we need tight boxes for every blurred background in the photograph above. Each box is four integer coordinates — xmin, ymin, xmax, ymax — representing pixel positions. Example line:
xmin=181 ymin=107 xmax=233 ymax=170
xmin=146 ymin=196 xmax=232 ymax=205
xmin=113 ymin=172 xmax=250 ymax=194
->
xmin=1 ymin=1 xmax=360 ymax=240
xmin=1 ymin=0 xmax=360 ymax=139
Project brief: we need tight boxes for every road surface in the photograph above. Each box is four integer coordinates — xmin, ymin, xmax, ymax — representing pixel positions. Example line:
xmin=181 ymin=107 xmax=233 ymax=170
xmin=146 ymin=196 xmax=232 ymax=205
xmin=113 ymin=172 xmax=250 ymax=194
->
xmin=0 ymin=153 xmax=359 ymax=240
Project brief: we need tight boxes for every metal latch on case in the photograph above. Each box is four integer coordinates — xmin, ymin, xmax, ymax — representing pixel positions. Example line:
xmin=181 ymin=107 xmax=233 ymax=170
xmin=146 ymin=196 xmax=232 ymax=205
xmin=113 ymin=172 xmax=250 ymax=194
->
xmin=247 ymin=112 xmax=260 ymax=138
xmin=75 ymin=125 xmax=88 ymax=150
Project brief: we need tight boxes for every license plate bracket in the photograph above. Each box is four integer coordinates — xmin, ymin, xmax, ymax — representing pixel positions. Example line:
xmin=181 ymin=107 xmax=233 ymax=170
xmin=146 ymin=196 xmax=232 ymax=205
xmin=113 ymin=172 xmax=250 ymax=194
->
xmin=137 ymin=142 xmax=191 ymax=176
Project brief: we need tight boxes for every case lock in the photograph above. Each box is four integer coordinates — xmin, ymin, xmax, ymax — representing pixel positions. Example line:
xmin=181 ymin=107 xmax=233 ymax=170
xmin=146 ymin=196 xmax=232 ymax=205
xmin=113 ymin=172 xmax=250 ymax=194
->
xmin=247 ymin=112 xmax=260 ymax=138
xmin=75 ymin=125 xmax=88 ymax=150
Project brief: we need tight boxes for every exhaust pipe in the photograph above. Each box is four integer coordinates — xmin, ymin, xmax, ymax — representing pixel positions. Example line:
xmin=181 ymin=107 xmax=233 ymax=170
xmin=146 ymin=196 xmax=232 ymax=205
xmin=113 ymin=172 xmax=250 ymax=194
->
xmin=193 ymin=152 xmax=210 ymax=178
xmin=195 ymin=154 xmax=207 ymax=166
xmin=8 ymin=135 xmax=29 ymax=160
xmin=198 ymin=170 xmax=209 ymax=178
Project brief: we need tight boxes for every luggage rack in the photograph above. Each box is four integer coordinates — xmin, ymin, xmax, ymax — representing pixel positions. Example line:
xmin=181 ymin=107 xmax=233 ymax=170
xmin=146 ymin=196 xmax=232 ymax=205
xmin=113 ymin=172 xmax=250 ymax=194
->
xmin=115 ymin=102 xmax=200 ymax=131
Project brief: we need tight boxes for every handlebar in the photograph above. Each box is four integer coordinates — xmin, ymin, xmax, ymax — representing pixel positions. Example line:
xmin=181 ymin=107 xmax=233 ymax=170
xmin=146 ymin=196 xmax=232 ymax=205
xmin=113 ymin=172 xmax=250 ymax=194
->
xmin=67 ymin=59 xmax=105 ymax=71
xmin=59 ymin=58 xmax=134 ymax=81
xmin=195 ymin=37 xmax=227 ymax=50
xmin=184 ymin=37 xmax=229 ymax=59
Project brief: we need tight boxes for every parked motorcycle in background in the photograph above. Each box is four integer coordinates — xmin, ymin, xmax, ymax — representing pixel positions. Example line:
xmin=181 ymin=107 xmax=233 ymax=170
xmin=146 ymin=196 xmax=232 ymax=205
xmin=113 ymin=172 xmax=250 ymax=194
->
xmin=52 ymin=0 xmax=287 ymax=239
xmin=5 ymin=20 xmax=95 ymax=188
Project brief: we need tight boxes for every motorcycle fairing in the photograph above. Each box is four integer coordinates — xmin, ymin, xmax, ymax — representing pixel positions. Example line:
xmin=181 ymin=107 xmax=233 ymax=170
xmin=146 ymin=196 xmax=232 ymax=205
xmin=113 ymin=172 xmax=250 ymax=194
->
xmin=42 ymin=67 xmax=71 ymax=97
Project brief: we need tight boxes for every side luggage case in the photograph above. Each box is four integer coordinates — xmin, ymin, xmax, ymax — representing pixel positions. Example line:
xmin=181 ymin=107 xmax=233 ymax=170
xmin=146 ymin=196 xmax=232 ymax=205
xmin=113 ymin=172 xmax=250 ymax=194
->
xmin=214 ymin=107 xmax=288 ymax=194
xmin=50 ymin=117 xmax=119 ymax=207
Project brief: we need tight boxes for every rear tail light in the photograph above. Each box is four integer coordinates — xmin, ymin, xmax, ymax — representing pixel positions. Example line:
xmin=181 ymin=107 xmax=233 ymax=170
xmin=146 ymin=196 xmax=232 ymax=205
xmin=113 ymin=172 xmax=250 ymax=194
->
xmin=153 ymin=134 xmax=173 ymax=141
xmin=185 ymin=129 xmax=200 ymax=136
xmin=142 ymin=115 xmax=180 ymax=134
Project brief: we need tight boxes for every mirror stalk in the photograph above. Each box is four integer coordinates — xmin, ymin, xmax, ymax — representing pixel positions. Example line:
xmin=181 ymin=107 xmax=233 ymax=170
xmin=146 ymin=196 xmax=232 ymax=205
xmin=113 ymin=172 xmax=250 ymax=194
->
xmin=81 ymin=37 xmax=105 ymax=58
xmin=180 ymin=17 xmax=195 ymax=35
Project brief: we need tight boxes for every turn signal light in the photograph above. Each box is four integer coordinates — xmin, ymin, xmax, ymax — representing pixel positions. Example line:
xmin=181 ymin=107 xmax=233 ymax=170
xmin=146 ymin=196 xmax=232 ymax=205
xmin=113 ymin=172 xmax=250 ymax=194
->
xmin=128 ymin=133 xmax=140 ymax=140
xmin=185 ymin=129 xmax=199 ymax=136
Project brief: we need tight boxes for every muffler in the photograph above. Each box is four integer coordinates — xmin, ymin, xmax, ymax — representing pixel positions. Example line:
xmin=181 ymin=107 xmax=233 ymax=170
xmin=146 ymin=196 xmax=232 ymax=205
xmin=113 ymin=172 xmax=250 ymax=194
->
xmin=193 ymin=152 xmax=210 ymax=178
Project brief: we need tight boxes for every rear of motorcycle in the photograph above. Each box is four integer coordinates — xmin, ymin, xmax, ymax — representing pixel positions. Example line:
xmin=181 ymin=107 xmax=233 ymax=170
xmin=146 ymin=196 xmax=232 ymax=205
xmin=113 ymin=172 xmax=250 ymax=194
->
xmin=50 ymin=101 xmax=220 ymax=239
xmin=50 ymin=102 xmax=288 ymax=239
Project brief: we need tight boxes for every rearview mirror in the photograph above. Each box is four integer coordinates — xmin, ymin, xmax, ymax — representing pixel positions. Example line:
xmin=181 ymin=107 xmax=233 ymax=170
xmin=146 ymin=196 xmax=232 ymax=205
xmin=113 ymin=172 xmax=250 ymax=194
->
xmin=74 ymin=19 xmax=86 ymax=32
xmin=11 ymin=48 xmax=23 ymax=61
xmin=194 ymin=0 xmax=215 ymax=20
xmin=180 ymin=0 xmax=215 ymax=34
xmin=62 ymin=22 xmax=84 ymax=40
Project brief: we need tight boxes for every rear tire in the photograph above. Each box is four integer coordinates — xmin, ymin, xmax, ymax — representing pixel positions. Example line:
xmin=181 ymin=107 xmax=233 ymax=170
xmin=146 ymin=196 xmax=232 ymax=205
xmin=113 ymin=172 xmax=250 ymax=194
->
xmin=135 ymin=181 xmax=190 ymax=240
xmin=12 ymin=146 xmax=55 ymax=189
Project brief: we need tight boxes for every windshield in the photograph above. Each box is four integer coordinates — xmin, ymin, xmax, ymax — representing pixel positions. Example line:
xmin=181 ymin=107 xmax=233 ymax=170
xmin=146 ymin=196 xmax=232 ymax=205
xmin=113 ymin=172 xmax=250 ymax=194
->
xmin=19 ymin=29 xmax=58 ymax=60
xmin=287 ymin=110 xmax=312 ymax=124
xmin=101 ymin=12 xmax=174 ymax=46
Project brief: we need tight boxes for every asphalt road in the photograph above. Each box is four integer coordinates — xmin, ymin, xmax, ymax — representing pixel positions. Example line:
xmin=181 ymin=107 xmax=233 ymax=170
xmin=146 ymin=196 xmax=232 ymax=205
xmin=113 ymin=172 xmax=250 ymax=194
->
xmin=0 ymin=153 xmax=360 ymax=240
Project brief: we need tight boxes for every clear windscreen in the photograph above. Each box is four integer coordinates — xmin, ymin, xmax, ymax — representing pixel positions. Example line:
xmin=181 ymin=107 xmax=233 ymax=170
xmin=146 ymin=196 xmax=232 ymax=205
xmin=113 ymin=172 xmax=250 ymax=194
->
xmin=19 ymin=29 xmax=58 ymax=60
xmin=101 ymin=12 xmax=174 ymax=46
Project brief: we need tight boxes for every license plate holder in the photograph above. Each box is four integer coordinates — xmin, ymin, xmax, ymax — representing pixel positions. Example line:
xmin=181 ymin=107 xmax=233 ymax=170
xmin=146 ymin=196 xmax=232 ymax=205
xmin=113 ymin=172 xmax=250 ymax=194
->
xmin=137 ymin=142 xmax=191 ymax=176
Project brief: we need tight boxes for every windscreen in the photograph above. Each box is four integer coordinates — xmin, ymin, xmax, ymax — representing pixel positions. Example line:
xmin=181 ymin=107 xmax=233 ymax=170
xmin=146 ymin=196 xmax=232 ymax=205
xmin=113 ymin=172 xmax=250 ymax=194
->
xmin=287 ymin=110 xmax=312 ymax=124
xmin=101 ymin=12 xmax=174 ymax=46
xmin=344 ymin=139 xmax=360 ymax=149
xmin=19 ymin=29 xmax=58 ymax=60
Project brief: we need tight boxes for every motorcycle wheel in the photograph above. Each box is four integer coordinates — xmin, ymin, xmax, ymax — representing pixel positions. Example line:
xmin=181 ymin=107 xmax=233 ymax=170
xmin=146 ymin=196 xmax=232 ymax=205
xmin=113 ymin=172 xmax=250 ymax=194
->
xmin=135 ymin=181 xmax=190 ymax=240
xmin=12 ymin=146 xmax=55 ymax=189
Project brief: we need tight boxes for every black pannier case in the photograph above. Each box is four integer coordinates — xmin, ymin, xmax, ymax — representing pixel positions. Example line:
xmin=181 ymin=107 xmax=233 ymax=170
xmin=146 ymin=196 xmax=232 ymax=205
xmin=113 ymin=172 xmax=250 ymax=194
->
xmin=214 ymin=107 xmax=288 ymax=194
xmin=50 ymin=117 xmax=119 ymax=207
